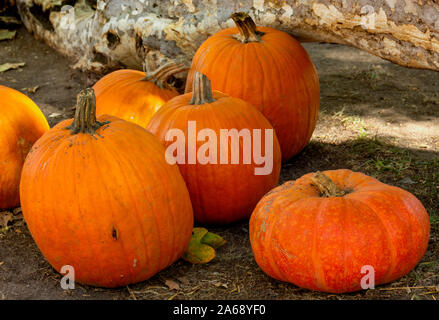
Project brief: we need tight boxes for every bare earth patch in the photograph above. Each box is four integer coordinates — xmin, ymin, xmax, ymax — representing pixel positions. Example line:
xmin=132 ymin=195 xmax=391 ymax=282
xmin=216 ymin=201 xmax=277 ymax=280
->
xmin=0 ymin=27 xmax=438 ymax=300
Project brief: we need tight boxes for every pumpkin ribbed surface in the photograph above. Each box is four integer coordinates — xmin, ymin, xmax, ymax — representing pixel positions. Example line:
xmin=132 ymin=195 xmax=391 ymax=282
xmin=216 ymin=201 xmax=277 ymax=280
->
xmin=0 ymin=85 xmax=49 ymax=209
xmin=250 ymin=169 xmax=430 ymax=293
xmin=93 ymin=63 xmax=187 ymax=128
xmin=185 ymin=13 xmax=320 ymax=161
xmin=148 ymin=73 xmax=281 ymax=225
xmin=20 ymin=89 xmax=194 ymax=287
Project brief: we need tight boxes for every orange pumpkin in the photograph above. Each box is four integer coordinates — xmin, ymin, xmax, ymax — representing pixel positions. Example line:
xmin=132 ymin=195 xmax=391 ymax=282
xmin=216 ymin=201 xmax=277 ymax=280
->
xmin=147 ymin=72 xmax=282 ymax=225
xmin=20 ymin=89 xmax=194 ymax=287
xmin=250 ymin=169 xmax=430 ymax=293
xmin=93 ymin=62 xmax=188 ymax=127
xmin=0 ymin=85 xmax=49 ymax=209
xmin=185 ymin=12 xmax=320 ymax=162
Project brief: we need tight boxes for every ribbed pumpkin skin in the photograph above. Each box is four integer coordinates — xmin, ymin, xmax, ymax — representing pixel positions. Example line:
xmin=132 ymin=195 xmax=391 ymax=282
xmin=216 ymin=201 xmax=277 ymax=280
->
xmin=249 ymin=169 xmax=430 ymax=293
xmin=0 ymin=85 xmax=49 ymax=209
xmin=93 ymin=69 xmax=179 ymax=127
xmin=147 ymin=91 xmax=282 ymax=225
xmin=185 ymin=26 xmax=320 ymax=162
xmin=20 ymin=115 xmax=194 ymax=287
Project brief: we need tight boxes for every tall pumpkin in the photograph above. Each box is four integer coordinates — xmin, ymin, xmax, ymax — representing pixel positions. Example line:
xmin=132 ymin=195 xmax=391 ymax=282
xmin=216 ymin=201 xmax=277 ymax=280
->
xmin=0 ymin=85 xmax=49 ymax=209
xmin=20 ymin=89 xmax=194 ymax=288
xmin=185 ymin=12 xmax=320 ymax=162
xmin=250 ymin=169 xmax=430 ymax=293
xmin=93 ymin=62 xmax=188 ymax=128
xmin=147 ymin=72 xmax=281 ymax=225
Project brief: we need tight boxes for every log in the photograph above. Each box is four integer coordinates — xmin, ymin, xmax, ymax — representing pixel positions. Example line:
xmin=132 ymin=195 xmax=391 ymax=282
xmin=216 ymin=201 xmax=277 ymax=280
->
xmin=16 ymin=0 xmax=439 ymax=73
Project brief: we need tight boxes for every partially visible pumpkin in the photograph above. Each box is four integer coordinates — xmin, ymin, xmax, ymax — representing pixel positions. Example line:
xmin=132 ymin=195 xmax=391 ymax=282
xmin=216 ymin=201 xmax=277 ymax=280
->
xmin=93 ymin=62 xmax=188 ymax=127
xmin=148 ymin=72 xmax=281 ymax=225
xmin=0 ymin=85 xmax=49 ymax=209
xmin=185 ymin=12 xmax=320 ymax=162
xmin=20 ymin=88 xmax=194 ymax=287
xmin=250 ymin=169 xmax=430 ymax=293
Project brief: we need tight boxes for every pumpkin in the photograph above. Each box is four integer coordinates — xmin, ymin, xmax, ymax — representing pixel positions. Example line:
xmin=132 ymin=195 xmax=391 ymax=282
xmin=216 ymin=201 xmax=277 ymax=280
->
xmin=147 ymin=72 xmax=282 ymax=225
xmin=0 ymin=85 xmax=49 ymax=209
xmin=20 ymin=88 xmax=194 ymax=287
xmin=249 ymin=169 xmax=430 ymax=293
xmin=185 ymin=12 xmax=320 ymax=162
xmin=93 ymin=62 xmax=188 ymax=127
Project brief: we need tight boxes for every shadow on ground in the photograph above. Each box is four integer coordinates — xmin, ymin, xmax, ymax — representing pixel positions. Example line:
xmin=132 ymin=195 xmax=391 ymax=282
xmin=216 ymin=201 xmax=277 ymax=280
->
xmin=1 ymin=136 xmax=437 ymax=300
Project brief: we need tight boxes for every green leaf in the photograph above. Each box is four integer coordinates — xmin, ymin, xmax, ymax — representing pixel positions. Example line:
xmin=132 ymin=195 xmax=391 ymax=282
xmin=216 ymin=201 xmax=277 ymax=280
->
xmin=182 ymin=228 xmax=226 ymax=264
xmin=200 ymin=230 xmax=226 ymax=249
xmin=0 ymin=16 xmax=22 ymax=26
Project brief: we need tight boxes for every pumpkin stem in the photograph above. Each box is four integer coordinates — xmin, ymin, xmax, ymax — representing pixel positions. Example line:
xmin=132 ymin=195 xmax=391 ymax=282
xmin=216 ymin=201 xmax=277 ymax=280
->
xmin=68 ymin=88 xmax=109 ymax=135
xmin=143 ymin=61 xmax=189 ymax=89
xmin=189 ymin=72 xmax=216 ymax=105
xmin=231 ymin=12 xmax=264 ymax=43
xmin=310 ymin=171 xmax=346 ymax=197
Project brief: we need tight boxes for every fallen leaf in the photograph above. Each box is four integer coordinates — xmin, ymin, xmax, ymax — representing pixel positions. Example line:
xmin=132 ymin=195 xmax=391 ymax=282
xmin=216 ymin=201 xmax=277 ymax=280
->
xmin=165 ymin=279 xmax=180 ymax=291
xmin=399 ymin=177 xmax=416 ymax=185
xmin=201 ymin=230 xmax=226 ymax=249
xmin=0 ymin=16 xmax=21 ymax=25
xmin=27 ymin=85 xmax=39 ymax=94
xmin=12 ymin=207 xmax=22 ymax=215
xmin=0 ymin=29 xmax=16 ymax=41
xmin=0 ymin=62 xmax=25 ymax=72
xmin=182 ymin=227 xmax=226 ymax=264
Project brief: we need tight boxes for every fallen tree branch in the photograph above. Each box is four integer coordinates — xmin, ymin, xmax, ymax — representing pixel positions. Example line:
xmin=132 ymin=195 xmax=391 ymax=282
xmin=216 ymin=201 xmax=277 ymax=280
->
xmin=17 ymin=0 xmax=439 ymax=73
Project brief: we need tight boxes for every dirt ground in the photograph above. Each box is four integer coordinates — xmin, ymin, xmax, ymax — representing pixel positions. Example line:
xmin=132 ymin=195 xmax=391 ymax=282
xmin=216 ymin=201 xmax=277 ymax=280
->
xmin=0 ymin=26 xmax=438 ymax=300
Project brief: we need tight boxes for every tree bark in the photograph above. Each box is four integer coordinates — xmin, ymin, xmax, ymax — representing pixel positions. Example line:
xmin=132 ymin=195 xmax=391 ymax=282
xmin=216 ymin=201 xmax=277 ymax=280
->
xmin=17 ymin=0 xmax=439 ymax=73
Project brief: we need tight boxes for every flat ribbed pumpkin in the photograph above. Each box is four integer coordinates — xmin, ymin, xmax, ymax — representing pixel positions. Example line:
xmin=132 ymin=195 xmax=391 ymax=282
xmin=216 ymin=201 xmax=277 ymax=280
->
xmin=185 ymin=12 xmax=320 ymax=162
xmin=93 ymin=62 xmax=187 ymax=127
xmin=0 ymin=85 xmax=49 ymax=209
xmin=148 ymin=72 xmax=281 ymax=225
xmin=20 ymin=88 xmax=194 ymax=288
xmin=250 ymin=169 xmax=430 ymax=293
